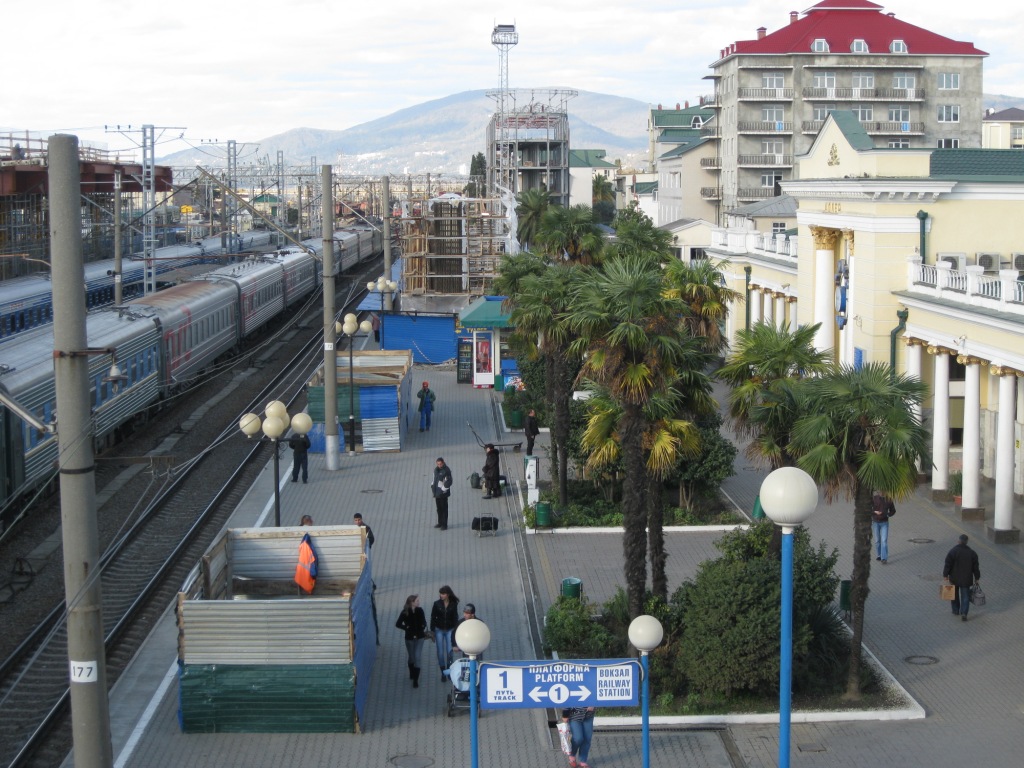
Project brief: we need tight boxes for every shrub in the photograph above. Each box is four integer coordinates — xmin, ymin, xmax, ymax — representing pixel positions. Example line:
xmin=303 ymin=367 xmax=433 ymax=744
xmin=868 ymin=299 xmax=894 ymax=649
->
xmin=543 ymin=596 xmax=615 ymax=657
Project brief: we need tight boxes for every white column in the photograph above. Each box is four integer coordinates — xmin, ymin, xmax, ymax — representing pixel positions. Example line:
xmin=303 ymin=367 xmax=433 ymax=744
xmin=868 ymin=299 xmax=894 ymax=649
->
xmin=814 ymin=248 xmax=834 ymax=352
xmin=762 ymin=292 xmax=774 ymax=325
xmin=750 ymin=289 xmax=762 ymax=325
xmin=1017 ymin=375 xmax=1024 ymax=497
xmin=906 ymin=341 xmax=923 ymax=472
xmin=961 ymin=359 xmax=981 ymax=510
xmin=994 ymin=371 xmax=1017 ymax=531
xmin=774 ymin=294 xmax=786 ymax=326
xmin=931 ymin=349 xmax=950 ymax=494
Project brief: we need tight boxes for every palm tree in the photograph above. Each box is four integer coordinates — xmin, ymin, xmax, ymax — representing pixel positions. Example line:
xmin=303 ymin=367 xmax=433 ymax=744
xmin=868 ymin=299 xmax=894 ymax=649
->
xmin=717 ymin=322 xmax=831 ymax=468
xmin=592 ymin=174 xmax=615 ymax=206
xmin=789 ymin=362 xmax=928 ymax=699
xmin=536 ymin=204 xmax=605 ymax=265
xmin=515 ymin=188 xmax=551 ymax=251
xmin=663 ymin=258 xmax=741 ymax=356
xmin=568 ymin=253 xmax=692 ymax=617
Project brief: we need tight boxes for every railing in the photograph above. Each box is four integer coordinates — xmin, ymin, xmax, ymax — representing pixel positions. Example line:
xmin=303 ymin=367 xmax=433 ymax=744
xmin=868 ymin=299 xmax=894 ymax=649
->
xmin=698 ymin=93 xmax=721 ymax=107
xmin=863 ymin=121 xmax=924 ymax=135
xmin=909 ymin=260 xmax=1024 ymax=316
xmin=700 ymin=187 xmax=722 ymax=200
xmin=737 ymin=187 xmax=781 ymax=200
xmin=737 ymin=121 xmax=793 ymax=133
xmin=737 ymin=154 xmax=793 ymax=166
xmin=737 ymin=87 xmax=794 ymax=100
xmin=700 ymin=126 xmax=721 ymax=138
xmin=700 ymin=157 xmax=722 ymax=168
xmin=709 ymin=227 xmax=798 ymax=260
xmin=801 ymin=87 xmax=925 ymax=100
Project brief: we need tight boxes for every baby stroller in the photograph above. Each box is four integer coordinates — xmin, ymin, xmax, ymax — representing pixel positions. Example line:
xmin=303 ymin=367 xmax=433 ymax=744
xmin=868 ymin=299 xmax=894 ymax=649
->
xmin=445 ymin=654 xmax=482 ymax=717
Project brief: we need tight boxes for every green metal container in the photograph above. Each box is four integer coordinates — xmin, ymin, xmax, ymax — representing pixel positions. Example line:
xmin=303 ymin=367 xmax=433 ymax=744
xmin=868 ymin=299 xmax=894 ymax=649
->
xmin=535 ymin=501 xmax=552 ymax=528
xmin=561 ymin=577 xmax=582 ymax=600
xmin=494 ymin=373 xmax=505 ymax=392
xmin=508 ymin=409 xmax=524 ymax=429
xmin=839 ymin=579 xmax=852 ymax=613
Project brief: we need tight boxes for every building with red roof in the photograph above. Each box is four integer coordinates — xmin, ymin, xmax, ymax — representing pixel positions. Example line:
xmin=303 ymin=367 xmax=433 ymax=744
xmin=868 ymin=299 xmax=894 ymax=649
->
xmin=700 ymin=0 xmax=986 ymax=220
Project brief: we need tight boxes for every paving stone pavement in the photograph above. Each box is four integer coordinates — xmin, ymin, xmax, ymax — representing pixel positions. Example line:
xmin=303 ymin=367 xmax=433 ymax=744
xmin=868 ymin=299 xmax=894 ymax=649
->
xmin=95 ymin=371 xmax=1024 ymax=768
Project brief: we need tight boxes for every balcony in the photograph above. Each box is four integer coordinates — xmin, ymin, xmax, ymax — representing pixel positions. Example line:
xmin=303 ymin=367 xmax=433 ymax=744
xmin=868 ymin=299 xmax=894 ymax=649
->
xmin=737 ymin=87 xmax=794 ymax=101
xmin=909 ymin=260 xmax=1024 ymax=314
xmin=737 ymin=188 xmax=783 ymax=200
xmin=700 ymin=157 xmax=723 ymax=169
xmin=863 ymin=121 xmax=924 ymax=135
xmin=700 ymin=126 xmax=721 ymax=139
xmin=709 ymin=227 xmax=799 ymax=259
xmin=802 ymin=87 xmax=925 ymax=101
xmin=698 ymin=93 xmax=721 ymax=107
xmin=738 ymin=121 xmax=793 ymax=134
xmin=700 ymin=187 xmax=722 ymax=200
xmin=737 ymin=154 xmax=793 ymax=167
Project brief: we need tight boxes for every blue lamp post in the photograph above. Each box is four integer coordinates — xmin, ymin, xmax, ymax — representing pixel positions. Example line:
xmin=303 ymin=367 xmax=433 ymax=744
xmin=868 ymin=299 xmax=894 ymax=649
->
xmin=455 ymin=618 xmax=490 ymax=768
xmin=628 ymin=614 xmax=664 ymax=768
xmin=759 ymin=466 xmax=819 ymax=768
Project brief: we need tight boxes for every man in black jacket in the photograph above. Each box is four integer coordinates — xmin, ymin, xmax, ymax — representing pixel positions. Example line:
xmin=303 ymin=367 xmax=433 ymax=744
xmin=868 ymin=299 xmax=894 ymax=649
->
xmin=943 ymin=534 xmax=981 ymax=621
xmin=431 ymin=457 xmax=453 ymax=530
xmin=524 ymin=409 xmax=540 ymax=455
xmin=482 ymin=444 xmax=501 ymax=498
xmin=288 ymin=431 xmax=311 ymax=483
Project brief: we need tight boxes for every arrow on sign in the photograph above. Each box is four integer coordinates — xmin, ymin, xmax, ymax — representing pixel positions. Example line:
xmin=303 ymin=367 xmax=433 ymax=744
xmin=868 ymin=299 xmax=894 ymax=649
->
xmin=528 ymin=685 xmax=592 ymax=703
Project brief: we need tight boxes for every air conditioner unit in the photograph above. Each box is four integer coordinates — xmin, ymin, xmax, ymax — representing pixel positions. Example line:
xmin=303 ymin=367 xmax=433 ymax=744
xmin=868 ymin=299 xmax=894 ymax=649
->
xmin=936 ymin=252 xmax=967 ymax=271
xmin=976 ymin=253 xmax=999 ymax=273
xmin=1013 ymin=253 xmax=1024 ymax=271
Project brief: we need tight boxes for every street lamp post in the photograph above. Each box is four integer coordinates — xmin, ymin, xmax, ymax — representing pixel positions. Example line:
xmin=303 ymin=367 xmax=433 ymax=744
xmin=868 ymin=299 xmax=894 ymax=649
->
xmin=366 ymin=276 xmax=397 ymax=347
xmin=239 ymin=400 xmax=312 ymax=526
xmin=454 ymin=618 xmax=491 ymax=768
xmin=339 ymin=314 xmax=372 ymax=456
xmin=628 ymin=615 xmax=665 ymax=768
xmin=758 ymin=466 xmax=819 ymax=768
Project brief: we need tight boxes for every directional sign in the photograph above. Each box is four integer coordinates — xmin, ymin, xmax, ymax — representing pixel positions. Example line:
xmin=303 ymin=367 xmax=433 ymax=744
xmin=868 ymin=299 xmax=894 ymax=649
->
xmin=480 ymin=659 xmax=639 ymax=709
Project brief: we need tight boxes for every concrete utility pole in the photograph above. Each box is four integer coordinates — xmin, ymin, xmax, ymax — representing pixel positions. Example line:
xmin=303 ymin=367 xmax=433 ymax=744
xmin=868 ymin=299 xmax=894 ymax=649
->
xmin=382 ymin=176 xmax=393 ymax=312
xmin=322 ymin=165 xmax=341 ymax=470
xmin=49 ymin=134 xmax=113 ymax=768
xmin=113 ymin=170 xmax=122 ymax=305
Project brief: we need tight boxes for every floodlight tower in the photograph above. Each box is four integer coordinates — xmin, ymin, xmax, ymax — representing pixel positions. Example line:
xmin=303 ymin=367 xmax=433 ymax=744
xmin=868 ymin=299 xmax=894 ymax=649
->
xmin=491 ymin=23 xmax=518 ymax=196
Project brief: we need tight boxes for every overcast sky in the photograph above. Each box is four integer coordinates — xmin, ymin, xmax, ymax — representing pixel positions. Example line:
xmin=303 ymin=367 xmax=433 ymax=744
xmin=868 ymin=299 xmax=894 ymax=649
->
xmin=3 ymin=0 xmax=1020 ymax=159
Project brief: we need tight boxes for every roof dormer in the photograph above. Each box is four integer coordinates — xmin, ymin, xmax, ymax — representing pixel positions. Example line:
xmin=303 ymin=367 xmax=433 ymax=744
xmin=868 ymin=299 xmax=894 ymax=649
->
xmin=812 ymin=38 xmax=829 ymax=53
xmin=890 ymin=39 xmax=908 ymax=53
xmin=851 ymin=39 xmax=869 ymax=53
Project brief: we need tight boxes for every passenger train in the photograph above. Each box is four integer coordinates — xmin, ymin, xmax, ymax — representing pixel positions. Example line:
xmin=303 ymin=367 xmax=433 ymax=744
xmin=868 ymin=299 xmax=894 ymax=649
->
xmin=0 ymin=226 xmax=382 ymax=527
xmin=0 ymin=231 xmax=279 ymax=342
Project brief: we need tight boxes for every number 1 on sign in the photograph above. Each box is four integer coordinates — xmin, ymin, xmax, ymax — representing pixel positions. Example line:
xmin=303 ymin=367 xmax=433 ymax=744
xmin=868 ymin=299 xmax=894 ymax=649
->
xmin=69 ymin=660 xmax=98 ymax=683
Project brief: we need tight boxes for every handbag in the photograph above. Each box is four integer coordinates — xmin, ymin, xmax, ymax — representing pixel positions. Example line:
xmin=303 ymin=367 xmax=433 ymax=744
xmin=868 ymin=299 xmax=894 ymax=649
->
xmin=970 ymin=584 xmax=986 ymax=606
xmin=556 ymin=721 xmax=572 ymax=756
xmin=940 ymin=581 xmax=956 ymax=600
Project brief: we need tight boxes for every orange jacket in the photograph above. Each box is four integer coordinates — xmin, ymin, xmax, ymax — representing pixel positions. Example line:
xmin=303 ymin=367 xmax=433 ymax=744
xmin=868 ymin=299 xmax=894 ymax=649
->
xmin=294 ymin=533 xmax=318 ymax=593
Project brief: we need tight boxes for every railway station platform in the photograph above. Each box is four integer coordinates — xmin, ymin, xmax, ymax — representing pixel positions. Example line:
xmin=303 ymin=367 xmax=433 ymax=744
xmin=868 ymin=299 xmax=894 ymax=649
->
xmin=75 ymin=369 xmax=1024 ymax=768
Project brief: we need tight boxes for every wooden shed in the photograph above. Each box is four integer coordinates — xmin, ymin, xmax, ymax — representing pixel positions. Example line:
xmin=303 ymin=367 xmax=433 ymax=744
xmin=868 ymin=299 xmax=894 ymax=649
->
xmin=176 ymin=525 xmax=376 ymax=733
xmin=305 ymin=350 xmax=413 ymax=453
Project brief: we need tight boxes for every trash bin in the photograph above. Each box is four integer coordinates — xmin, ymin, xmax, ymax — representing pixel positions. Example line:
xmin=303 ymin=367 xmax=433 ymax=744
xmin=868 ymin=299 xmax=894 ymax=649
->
xmin=561 ymin=577 xmax=582 ymax=600
xmin=508 ymin=409 xmax=524 ymax=429
xmin=752 ymin=495 xmax=765 ymax=520
xmin=494 ymin=373 xmax=505 ymax=392
xmin=535 ymin=501 xmax=552 ymax=528
xmin=839 ymin=579 xmax=852 ymax=614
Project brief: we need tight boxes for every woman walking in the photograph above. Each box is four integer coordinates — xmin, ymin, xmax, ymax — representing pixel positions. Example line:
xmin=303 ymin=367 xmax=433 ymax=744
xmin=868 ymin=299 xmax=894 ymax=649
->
xmin=561 ymin=706 xmax=596 ymax=768
xmin=430 ymin=585 xmax=460 ymax=681
xmin=395 ymin=595 xmax=427 ymax=688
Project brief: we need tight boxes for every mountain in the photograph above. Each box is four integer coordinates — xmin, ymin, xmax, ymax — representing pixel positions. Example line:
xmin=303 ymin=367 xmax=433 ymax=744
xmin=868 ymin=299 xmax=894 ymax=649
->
xmin=158 ymin=90 xmax=1024 ymax=176
xmin=158 ymin=89 xmax=652 ymax=175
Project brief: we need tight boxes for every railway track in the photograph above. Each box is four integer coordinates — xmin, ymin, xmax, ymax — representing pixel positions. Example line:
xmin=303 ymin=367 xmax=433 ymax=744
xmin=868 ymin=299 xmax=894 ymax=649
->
xmin=0 ymin=268 xmax=379 ymax=767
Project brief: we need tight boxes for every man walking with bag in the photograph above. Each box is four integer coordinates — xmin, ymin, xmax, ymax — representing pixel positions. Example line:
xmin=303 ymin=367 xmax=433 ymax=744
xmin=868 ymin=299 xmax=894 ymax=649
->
xmin=871 ymin=490 xmax=895 ymax=563
xmin=943 ymin=534 xmax=981 ymax=621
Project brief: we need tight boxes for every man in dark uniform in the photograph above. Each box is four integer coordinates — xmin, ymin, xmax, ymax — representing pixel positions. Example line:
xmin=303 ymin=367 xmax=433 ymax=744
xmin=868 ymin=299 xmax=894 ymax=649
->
xmin=943 ymin=534 xmax=981 ymax=621
xmin=289 ymin=431 xmax=311 ymax=483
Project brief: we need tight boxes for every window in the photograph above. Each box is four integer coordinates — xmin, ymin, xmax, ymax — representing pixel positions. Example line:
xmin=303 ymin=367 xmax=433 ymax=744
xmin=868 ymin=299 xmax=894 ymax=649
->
xmin=937 ymin=138 xmax=960 ymax=149
xmin=890 ymin=39 xmax=907 ymax=53
xmin=938 ymin=72 xmax=960 ymax=90
xmin=852 ymin=103 xmax=873 ymax=121
xmin=1012 ymin=127 xmax=1024 ymax=140
xmin=852 ymin=71 xmax=874 ymax=89
xmin=813 ymin=104 xmax=836 ymax=121
xmin=762 ymin=106 xmax=784 ymax=122
xmin=851 ymin=39 xmax=869 ymax=53
xmin=762 ymin=139 xmax=783 ymax=156
xmin=812 ymin=38 xmax=829 ymax=53
xmin=762 ymin=71 xmax=785 ymax=89
xmin=772 ymin=221 xmax=787 ymax=235
xmin=889 ymin=104 xmax=910 ymax=122
xmin=761 ymin=173 xmax=783 ymax=188
xmin=888 ymin=139 xmax=910 ymax=148
xmin=813 ymin=71 xmax=836 ymax=89
xmin=893 ymin=72 xmax=916 ymax=91
xmin=938 ymin=105 xmax=960 ymax=122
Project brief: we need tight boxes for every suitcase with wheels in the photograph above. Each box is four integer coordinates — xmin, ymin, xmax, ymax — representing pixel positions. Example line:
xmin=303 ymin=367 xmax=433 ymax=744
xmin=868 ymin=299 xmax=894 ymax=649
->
xmin=471 ymin=515 xmax=499 ymax=537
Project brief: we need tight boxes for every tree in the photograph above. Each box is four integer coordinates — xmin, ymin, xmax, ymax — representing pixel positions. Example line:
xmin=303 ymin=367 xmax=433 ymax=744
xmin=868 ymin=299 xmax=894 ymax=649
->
xmin=465 ymin=152 xmax=487 ymax=197
xmin=568 ymin=254 xmax=694 ymax=617
xmin=536 ymin=204 xmax=605 ymax=265
xmin=592 ymin=175 xmax=616 ymax=225
xmin=514 ymin=188 xmax=551 ymax=252
xmin=663 ymin=258 xmax=741 ymax=356
xmin=788 ymin=362 xmax=928 ymax=699
xmin=716 ymin=322 xmax=830 ymax=469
